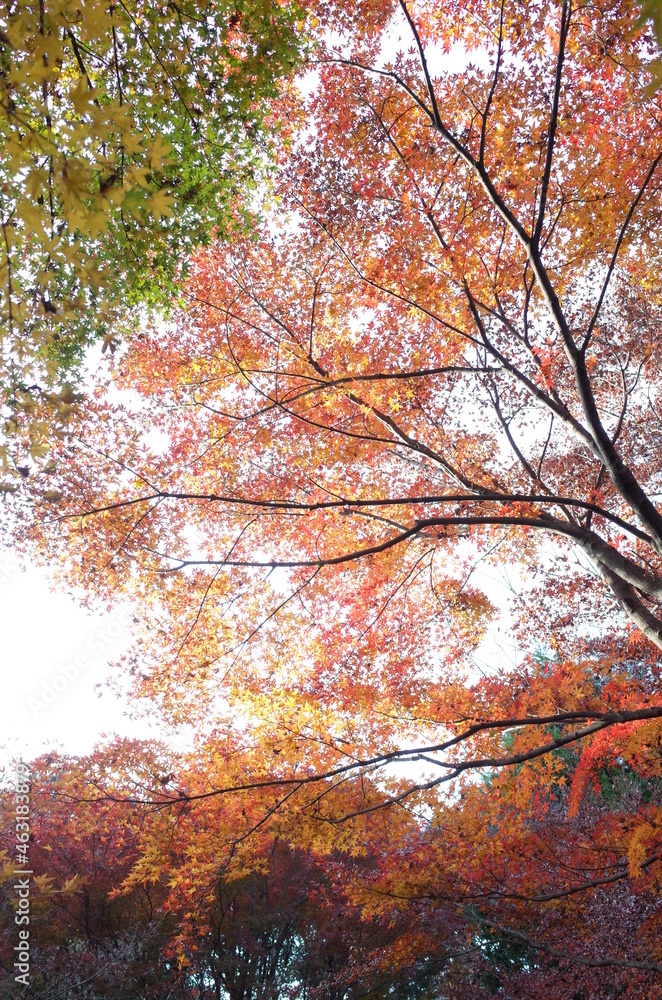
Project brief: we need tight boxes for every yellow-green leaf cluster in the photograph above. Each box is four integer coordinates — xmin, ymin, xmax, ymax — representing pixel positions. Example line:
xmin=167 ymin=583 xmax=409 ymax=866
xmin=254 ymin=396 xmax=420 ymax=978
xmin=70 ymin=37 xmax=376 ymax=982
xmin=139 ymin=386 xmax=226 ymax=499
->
xmin=0 ymin=0 xmax=306 ymax=470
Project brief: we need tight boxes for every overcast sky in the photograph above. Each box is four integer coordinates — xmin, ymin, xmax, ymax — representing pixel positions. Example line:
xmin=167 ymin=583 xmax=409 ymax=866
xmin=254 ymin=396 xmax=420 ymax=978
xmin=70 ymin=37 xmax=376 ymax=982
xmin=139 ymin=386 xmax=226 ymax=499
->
xmin=0 ymin=551 xmax=160 ymax=764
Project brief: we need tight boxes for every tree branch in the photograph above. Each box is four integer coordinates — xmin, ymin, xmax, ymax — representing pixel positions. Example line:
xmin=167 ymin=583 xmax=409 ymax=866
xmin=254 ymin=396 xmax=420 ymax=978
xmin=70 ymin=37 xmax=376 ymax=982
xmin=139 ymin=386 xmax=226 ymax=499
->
xmin=533 ymin=0 xmax=571 ymax=246
xmin=474 ymin=915 xmax=662 ymax=974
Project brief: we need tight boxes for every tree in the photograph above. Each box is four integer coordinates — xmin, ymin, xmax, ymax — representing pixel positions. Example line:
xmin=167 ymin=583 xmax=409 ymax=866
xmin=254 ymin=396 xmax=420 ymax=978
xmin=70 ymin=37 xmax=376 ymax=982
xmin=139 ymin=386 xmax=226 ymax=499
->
xmin=3 ymin=738 xmax=662 ymax=998
xmin=0 ymin=746 xmax=483 ymax=999
xmin=0 ymin=0 xmax=305 ymax=472
xmin=15 ymin=0 xmax=662 ymax=746
xmin=9 ymin=0 xmax=662 ymax=988
xmin=18 ymin=0 xmax=662 ymax=637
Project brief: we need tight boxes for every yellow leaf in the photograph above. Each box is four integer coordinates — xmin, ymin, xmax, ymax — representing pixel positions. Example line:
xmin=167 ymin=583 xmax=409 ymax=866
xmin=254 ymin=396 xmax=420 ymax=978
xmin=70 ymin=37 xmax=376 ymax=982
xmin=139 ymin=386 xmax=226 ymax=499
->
xmin=628 ymin=822 xmax=655 ymax=878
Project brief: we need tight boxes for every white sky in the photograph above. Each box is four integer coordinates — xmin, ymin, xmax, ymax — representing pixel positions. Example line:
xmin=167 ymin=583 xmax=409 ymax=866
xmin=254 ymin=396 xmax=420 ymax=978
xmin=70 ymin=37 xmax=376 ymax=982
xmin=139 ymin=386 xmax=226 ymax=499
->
xmin=0 ymin=550 xmax=162 ymax=763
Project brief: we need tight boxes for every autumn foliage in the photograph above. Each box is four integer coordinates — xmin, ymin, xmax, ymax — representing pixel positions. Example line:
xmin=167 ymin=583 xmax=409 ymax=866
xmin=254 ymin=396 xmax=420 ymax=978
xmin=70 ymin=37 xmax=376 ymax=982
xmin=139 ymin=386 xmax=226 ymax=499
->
xmin=0 ymin=0 xmax=305 ymax=467
xmin=5 ymin=0 xmax=662 ymax=995
xmin=3 ymin=734 xmax=662 ymax=998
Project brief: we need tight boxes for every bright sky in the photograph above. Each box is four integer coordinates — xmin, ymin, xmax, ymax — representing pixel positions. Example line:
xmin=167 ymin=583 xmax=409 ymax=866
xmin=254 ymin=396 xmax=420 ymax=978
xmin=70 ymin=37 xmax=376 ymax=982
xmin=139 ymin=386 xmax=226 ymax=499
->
xmin=0 ymin=550 xmax=158 ymax=763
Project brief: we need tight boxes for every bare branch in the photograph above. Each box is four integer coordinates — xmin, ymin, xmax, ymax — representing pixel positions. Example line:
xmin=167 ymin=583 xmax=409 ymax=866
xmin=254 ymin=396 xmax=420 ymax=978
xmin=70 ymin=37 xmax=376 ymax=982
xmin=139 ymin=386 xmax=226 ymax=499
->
xmin=533 ymin=0 xmax=572 ymax=246
xmin=480 ymin=0 xmax=505 ymax=166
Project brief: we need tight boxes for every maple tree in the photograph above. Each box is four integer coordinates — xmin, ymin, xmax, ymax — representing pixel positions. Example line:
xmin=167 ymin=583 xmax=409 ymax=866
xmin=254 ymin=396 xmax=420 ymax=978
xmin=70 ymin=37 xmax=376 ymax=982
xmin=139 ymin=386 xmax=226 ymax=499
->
xmin=3 ymin=739 xmax=662 ymax=997
xmin=7 ymin=0 xmax=662 ymax=992
xmin=0 ymin=0 xmax=305 ymax=473
xmin=0 ymin=746 xmax=476 ymax=999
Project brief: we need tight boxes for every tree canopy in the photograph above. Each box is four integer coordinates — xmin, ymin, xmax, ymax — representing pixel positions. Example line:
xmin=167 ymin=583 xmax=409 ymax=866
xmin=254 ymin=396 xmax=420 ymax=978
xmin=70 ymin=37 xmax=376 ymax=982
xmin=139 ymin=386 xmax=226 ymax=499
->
xmin=3 ymin=737 xmax=662 ymax=998
xmin=0 ymin=0 xmax=305 ymax=471
xmin=5 ymin=0 xmax=662 ymax=995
